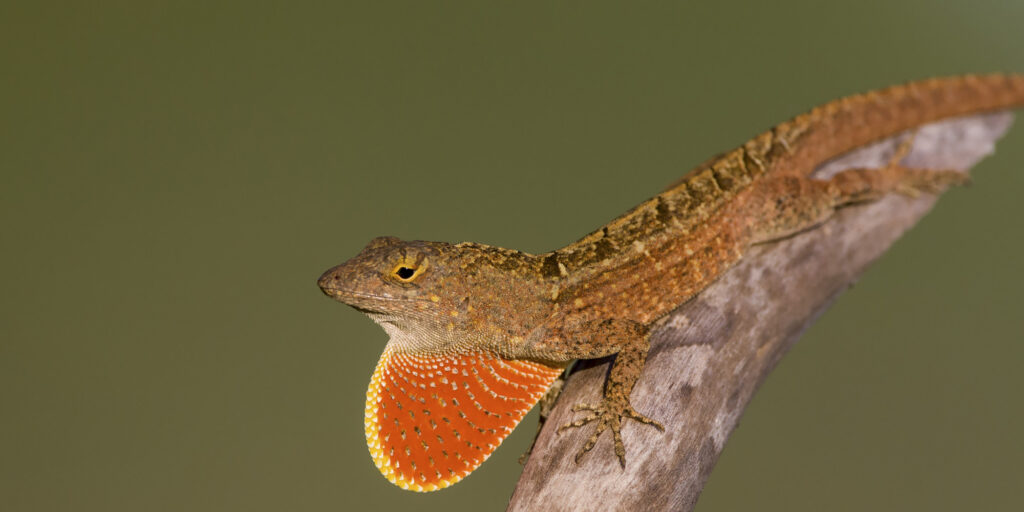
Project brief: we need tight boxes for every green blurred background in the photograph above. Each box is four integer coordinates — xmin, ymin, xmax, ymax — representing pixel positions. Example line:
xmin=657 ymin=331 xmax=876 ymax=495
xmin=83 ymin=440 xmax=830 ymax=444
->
xmin=3 ymin=2 xmax=1022 ymax=510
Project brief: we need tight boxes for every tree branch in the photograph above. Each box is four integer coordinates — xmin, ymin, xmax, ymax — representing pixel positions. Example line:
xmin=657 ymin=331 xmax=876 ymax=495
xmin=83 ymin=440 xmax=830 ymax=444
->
xmin=508 ymin=112 xmax=1015 ymax=511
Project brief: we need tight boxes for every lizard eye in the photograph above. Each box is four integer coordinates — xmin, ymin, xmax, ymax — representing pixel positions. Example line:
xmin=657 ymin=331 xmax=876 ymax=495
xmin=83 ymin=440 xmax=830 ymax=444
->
xmin=390 ymin=259 xmax=427 ymax=283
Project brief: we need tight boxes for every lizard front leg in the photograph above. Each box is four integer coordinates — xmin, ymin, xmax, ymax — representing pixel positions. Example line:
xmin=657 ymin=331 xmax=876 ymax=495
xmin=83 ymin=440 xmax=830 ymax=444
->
xmin=518 ymin=364 xmax=572 ymax=465
xmin=531 ymin=318 xmax=665 ymax=467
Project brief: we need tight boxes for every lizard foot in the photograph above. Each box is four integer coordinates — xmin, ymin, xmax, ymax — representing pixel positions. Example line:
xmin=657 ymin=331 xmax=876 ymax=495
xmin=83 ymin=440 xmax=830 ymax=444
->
xmin=894 ymin=169 xmax=971 ymax=197
xmin=885 ymin=133 xmax=971 ymax=196
xmin=557 ymin=399 xmax=664 ymax=468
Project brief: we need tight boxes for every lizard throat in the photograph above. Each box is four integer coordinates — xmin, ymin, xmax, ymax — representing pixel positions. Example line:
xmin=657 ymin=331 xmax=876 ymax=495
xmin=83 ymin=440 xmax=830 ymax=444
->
xmin=366 ymin=314 xmax=464 ymax=355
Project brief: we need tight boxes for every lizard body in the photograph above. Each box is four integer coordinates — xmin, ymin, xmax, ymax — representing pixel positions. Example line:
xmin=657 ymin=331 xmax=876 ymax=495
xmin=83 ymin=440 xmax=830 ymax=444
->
xmin=318 ymin=73 xmax=1024 ymax=491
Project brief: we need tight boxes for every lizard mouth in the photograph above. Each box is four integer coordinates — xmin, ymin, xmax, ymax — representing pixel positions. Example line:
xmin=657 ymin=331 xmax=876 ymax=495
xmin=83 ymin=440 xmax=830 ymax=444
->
xmin=319 ymin=285 xmax=430 ymax=315
xmin=320 ymin=286 xmax=393 ymax=301
xmin=320 ymin=286 xmax=393 ymax=306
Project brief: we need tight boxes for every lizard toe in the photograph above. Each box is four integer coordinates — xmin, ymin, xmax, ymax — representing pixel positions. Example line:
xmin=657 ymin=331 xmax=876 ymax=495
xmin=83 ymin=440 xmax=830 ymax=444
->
xmin=625 ymin=407 xmax=665 ymax=431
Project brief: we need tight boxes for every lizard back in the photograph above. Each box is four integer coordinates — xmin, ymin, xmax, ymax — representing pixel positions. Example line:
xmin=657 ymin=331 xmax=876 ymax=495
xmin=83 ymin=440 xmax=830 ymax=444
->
xmin=550 ymin=74 xmax=1024 ymax=278
xmin=544 ymin=73 xmax=1024 ymax=324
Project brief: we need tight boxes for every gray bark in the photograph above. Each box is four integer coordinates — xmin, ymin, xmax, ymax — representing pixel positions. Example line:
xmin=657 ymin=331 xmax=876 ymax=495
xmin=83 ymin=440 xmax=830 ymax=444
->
xmin=509 ymin=112 xmax=1015 ymax=511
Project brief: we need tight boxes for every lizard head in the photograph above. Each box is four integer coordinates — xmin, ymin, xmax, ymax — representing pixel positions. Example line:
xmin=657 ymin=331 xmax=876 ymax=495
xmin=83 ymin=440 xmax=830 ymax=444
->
xmin=317 ymin=235 xmax=552 ymax=353
xmin=317 ymin=235 xmax=564 ymax=491
xmin=318 ymin=235 xmax=443 ymax=318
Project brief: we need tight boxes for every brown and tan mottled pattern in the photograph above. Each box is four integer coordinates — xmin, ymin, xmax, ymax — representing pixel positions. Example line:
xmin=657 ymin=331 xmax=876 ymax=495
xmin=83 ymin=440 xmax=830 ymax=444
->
xmin=318 ymin=74 xmax=1024 ymax=489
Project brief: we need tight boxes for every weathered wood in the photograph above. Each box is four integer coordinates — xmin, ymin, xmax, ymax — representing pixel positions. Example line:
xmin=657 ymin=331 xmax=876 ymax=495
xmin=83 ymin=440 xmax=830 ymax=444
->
xmin=509 ymin=112 xmax=1015 ymax=511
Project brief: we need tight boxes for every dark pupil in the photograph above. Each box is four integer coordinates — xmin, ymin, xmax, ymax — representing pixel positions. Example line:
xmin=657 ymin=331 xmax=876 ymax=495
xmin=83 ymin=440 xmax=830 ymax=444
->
xmin=396 ymin=267 xmax=416 ymax=279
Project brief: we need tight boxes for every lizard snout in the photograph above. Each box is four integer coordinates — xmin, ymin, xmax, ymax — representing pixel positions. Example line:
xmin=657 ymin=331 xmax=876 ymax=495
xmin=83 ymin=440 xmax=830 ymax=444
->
xmin=317 ymin=267 xmax=343 ymax=296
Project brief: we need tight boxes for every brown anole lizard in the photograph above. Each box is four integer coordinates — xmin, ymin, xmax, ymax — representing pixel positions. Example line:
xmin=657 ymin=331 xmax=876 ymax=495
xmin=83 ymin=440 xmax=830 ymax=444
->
xmin=317 ymin=74 xmax=1024 ymax=492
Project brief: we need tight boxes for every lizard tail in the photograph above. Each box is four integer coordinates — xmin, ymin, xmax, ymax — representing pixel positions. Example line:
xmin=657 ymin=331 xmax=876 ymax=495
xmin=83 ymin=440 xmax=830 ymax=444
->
xmin=765 ymin=73 xmax=1024 ymax=177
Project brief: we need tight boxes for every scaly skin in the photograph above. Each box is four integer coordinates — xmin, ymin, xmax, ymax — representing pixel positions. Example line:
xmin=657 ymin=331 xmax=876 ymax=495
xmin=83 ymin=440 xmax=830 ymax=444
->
xmin=318 ymin=73 xmax=1024 ymax=491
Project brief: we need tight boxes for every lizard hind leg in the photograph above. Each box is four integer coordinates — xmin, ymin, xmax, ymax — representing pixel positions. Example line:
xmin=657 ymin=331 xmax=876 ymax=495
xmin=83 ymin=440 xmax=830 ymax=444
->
xmin=742 ymin=157 xmax=968 ymax=245
xmin=827 ymin=132 xmax=969 ymax=202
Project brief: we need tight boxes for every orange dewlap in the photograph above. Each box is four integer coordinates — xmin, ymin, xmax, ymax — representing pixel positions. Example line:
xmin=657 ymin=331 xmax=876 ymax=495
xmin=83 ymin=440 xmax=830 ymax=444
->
xmin=364 ymin=346 xmax=563 ymax=491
